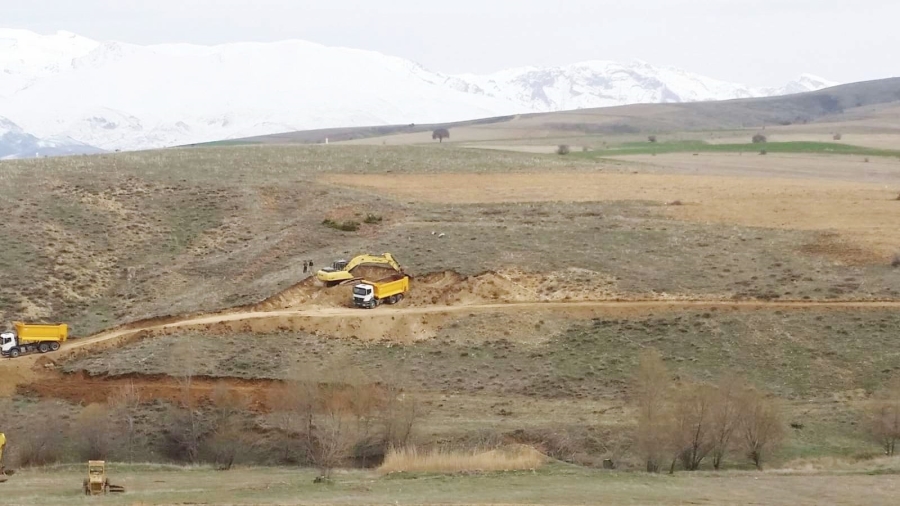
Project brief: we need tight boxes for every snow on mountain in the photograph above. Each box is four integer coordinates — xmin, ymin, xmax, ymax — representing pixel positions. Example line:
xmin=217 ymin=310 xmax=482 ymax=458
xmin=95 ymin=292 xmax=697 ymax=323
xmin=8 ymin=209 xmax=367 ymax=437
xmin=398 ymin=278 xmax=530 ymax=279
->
xmin=0 ymin=115 xmax=103 ymax=159
xmin=762 ymin=73 xmax=840 ymax=96
xmin=0 ymin=29 xmax=839 ymax=152
xmin=451 ymin=62 xmax=839 ymax=113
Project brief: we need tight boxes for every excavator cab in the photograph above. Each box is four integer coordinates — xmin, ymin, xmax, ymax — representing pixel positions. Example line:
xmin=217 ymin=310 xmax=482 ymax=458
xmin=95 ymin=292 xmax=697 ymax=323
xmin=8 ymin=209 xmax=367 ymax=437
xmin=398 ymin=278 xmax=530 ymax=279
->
xmin=331 ymin=259 xmax=349 ymax=271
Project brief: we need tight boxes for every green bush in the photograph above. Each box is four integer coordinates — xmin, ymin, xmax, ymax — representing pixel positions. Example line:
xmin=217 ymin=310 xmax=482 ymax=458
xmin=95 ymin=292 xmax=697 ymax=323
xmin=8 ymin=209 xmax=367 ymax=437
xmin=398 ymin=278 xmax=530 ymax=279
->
xmin=322 ymin=219 xmax=360 ymax=232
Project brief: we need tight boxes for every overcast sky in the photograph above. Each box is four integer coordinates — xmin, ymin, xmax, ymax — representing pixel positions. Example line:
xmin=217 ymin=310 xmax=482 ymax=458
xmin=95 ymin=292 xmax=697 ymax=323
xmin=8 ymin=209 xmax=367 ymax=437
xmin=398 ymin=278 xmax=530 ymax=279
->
xmin=6 ymin=0 xmax=898 ymax=87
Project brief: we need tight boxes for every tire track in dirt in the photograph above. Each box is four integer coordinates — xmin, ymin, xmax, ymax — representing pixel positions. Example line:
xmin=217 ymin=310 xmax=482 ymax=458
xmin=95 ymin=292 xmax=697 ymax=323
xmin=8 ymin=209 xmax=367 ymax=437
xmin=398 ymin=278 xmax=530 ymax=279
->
xmin=5 ymin=298 xmax=900 ymax=396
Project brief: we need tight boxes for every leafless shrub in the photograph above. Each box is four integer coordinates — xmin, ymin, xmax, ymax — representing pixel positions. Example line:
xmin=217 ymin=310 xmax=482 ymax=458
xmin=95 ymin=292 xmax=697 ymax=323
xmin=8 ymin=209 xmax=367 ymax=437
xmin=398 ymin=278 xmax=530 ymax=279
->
xmin=738 ymin=387 xmax=785 ymax=470
xmin=892 ymin=252 xmax=900 ymax=268
xmin=833 ymin=133 xmax=843 ymax=141
xmin=648 ymin=135 xmax=657 ymax=143
xmin=205 ymin=383 xmax=254 ymax=470
xmin=75 ymin=403 xmax=113 ymax=460
xmin=759 ymin=150 xmax=768 ymax=155
xmin=667 ymin=382 xmax=716 ymax=472
xmin=163 ymin=340 xmax=206 ymax=463
xmin=865 ymin=375 xmax=900 ymax=456
xmin=556 ymin=144 xmax=571 ymax=155
xmin=582 ymin=146 xmax=589 ymax=152
xmin=633 ymin=349 xmax=671 ymax=473
xmin=666 ymin=200 xmax=683 ymax=206
xmin=710 ymin=376 xmax=744 ymax=470
xmin=14 ymin=416 xmax=63 ymax=467
xmin=109 ymin=382 xmax=142 ymax=462
xmin=752 ymin=134 xmax=767 ymax=144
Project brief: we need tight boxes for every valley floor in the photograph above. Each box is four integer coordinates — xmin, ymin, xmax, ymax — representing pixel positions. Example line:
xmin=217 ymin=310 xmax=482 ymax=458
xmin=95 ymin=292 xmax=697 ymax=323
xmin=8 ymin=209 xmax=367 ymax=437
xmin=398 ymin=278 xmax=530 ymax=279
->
xmin=4 ymin=463 xmax=900 ymax=506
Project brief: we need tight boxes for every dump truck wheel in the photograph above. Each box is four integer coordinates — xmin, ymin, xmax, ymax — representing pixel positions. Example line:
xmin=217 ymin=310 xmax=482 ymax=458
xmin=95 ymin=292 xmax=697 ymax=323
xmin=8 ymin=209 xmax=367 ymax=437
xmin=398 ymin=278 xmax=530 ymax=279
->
xmin=49 ymin=342 xmax=60 ymax=351
xmin=8 ymin=348 xmax=19 ymax=358
xmin=38 ymin=343 xmax=50 ymax=353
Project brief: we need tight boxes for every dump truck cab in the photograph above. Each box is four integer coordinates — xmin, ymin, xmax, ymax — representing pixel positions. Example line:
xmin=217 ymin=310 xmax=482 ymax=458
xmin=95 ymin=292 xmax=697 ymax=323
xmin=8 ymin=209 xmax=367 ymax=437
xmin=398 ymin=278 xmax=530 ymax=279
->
xmin=353 ymin=283 xmax=376 ymax=308
xmin=1 ymin=332 xmax=19 ymax=357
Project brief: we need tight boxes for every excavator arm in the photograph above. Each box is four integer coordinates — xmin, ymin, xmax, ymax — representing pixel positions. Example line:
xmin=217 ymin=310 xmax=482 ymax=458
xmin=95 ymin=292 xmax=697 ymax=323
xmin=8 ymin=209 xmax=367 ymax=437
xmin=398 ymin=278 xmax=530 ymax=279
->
xmin=343 ymin=253 xmax=400 ymax=273
xmin=316 ymin=253 xmax=402 ymax=285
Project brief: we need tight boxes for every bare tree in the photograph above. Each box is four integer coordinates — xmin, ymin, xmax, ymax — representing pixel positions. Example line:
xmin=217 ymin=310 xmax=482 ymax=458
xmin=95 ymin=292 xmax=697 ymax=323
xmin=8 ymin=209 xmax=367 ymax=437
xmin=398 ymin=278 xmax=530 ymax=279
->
xmin=738 ymin=388 xmax=784 ymax=470
xmin=164 ymin=340 xmax=206 ymax=463
xmin=109 ymin=382 xmax=142 ymax=462
xmin=432 ymin=128 xmax=450 ymax=143
xmin=310 ymin=381 xmax=355 ymax=478
xmin=75 ymin=403 xmax=113 ymax=460
xmin=633 ymin=349 xmax=672 ymax=473
xmin=668 ymin=382 xmax=715 ymax=472
xmin=710 ymin=376 xmax=743 ymax=470
xmin=268 ymin=373 xmax=318 ymax=464
xmin=866 ymin=375 xmax=900 ymax=456
xmin=206 ymin=383 xmax=252 ymax=470
xmin=14 ymin=407 xmax=64 ymax=467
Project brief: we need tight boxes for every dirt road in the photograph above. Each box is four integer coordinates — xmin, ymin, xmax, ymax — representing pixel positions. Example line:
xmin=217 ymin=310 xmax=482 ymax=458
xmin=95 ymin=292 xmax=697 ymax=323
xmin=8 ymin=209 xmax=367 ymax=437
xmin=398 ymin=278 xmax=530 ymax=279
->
xmin=12 ymin=298 xmax=900 ymax=360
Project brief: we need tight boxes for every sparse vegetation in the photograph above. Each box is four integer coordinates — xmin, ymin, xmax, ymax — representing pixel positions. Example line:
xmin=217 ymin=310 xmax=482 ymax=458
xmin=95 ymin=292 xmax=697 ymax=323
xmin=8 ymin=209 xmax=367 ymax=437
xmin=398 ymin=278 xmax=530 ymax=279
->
xmin=865 ymin=375 xmax=900 ymax=456
xmin=322 ymin=219 xmax=361 ymax=232
xmin=630 ymin=348 xmax=785 ymax=472
xmin=379 ymin=445 xmax=544 ymax=474
xmin=556 ymin=144 xmax=570 ymax=155
xmin=364 ymin=214 xmax=383 ymax=224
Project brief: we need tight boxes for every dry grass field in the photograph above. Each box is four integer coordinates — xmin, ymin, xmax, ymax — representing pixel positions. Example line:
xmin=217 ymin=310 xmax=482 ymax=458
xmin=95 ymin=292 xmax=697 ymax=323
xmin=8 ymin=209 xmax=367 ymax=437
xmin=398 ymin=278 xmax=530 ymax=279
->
xmin=2 ymin=81 xmax=900 ymax=504
xmin=4 ymin=462 xmax=900 ymax=506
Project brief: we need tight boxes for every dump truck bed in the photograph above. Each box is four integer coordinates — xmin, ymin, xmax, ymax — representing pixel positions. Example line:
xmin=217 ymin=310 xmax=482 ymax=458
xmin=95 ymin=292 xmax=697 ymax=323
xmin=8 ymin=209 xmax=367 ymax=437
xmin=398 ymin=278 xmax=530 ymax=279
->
xmin=371 ymin=274 xmax=409 ymax=299
xmin=14 ymin=322 xmax=68 ymax=342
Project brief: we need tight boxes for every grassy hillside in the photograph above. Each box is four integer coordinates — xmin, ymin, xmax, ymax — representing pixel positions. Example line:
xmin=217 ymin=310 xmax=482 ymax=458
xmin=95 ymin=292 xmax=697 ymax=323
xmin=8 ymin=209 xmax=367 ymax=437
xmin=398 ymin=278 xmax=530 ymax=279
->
xmin=224 ymin=78 xmax=900 ymax=147
xmin=2 ymin=145 xmax=898 ymax=336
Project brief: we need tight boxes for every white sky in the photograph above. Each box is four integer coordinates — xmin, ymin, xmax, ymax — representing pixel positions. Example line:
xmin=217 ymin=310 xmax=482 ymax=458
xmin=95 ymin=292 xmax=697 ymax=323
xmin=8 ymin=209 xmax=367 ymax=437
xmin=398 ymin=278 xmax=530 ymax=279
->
xmin=5 ymin=0 xmax=898 ymax=86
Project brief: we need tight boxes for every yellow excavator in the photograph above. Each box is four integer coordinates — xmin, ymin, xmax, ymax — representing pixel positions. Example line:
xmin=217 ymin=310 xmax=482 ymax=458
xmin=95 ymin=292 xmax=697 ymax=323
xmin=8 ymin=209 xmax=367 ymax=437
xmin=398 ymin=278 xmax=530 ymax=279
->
xmin=316 ymin=253 xmax=404 ymax=286
xmin=0 ymin=432 xmax=7 ymax=482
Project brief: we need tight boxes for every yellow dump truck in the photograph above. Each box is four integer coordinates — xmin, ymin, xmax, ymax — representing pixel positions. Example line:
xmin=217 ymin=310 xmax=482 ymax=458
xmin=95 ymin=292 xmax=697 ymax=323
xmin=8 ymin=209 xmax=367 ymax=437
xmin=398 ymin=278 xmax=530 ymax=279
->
xmin=1 ymin=322 xmax=68 ymax=358
xmin=352 ymin=274 xmax=409 ymax=309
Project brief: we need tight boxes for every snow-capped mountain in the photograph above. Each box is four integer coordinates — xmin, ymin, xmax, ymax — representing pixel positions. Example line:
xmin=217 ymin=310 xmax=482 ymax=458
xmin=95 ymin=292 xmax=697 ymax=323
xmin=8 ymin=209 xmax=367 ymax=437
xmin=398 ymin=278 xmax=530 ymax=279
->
xmin=0 ymin=29 xmax=838 ymax=152
xmin=451 ymin=61 xmax=837 ymax=112
xmin=0 ymin=115 xmax=102 ymax=159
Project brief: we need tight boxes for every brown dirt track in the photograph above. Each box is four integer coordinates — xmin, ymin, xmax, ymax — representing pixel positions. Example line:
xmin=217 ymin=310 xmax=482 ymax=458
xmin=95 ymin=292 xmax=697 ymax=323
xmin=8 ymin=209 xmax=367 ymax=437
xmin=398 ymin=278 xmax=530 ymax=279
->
xmin=6 ymin=275 xmax=900 ymax=404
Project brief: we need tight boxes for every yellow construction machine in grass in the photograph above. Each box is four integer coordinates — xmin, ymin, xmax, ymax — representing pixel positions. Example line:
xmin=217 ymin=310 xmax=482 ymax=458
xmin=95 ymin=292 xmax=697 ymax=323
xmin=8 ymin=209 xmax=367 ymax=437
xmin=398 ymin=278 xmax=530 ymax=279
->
xmin=316 ymin=253 xmax=404 ymax=286
xmin=82 ymin=461 xmax=125 ymax=495
xmin=0 ymin=432 xmax=6 ymax=483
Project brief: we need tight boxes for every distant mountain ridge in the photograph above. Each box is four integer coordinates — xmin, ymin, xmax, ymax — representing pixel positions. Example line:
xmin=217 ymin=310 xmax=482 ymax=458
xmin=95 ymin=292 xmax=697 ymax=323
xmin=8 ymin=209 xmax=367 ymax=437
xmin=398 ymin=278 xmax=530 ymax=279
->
xmin=0 ymin=28 xmax=839 ymax=153
xmin=0 ymin=116 xmax=103 ymax=159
